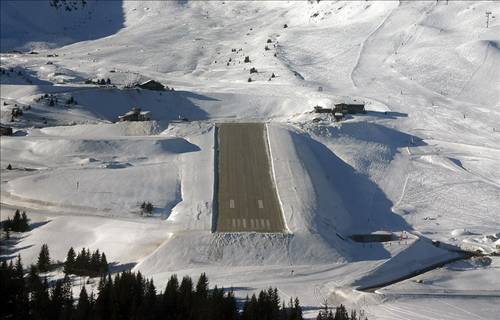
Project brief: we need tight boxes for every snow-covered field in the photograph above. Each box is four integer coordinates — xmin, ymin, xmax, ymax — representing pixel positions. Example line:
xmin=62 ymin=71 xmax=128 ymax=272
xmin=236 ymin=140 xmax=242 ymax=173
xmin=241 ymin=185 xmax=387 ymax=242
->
xmin=1 ymin=1 xmax=499 ymax=318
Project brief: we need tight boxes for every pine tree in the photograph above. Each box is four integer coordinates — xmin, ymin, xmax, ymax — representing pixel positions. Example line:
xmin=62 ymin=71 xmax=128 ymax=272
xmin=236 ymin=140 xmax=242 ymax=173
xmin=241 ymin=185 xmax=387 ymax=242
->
xmin=179 ymin=276 xmax=193 ymax=319
xmin=90 ymin=250 xmax=100 ymax=275
xmin=75 ymin=286 xmax=90 ymax=320
xmin=334 ymin=304 xmax=348 ymax=320
xmin=196 ymin=272 xmax=209 ymax=299
xmin=143 ymin=279 xmax=157 ymax=319
xmin=37 ymin=244 xmax=51 ymax=272
xmin=12 ymin=256 xmax=29 ymax=319
xmin=162 ymin=275 xmax=179 ymax=317
xmin=289 ymin=297 xmax=303 ymax=320
xmin=29 ymin=271 xmax=51 ymax=319
xmin=99 ymin=252 xmax=108 ymax=275
xmin=13 ymin=209 xmax=21 ymax=229
xmin=64 ymin=247 xmax=76 ymax=274
xmin=242 ymin=294 xmax=258 ymax=320
xmin=20 ymin=211 xmax=29 ymax=231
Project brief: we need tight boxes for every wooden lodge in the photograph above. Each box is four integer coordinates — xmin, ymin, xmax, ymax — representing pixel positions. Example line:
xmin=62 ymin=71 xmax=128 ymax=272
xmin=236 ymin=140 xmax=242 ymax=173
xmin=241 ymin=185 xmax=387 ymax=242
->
xmin=313 ymin=105 xmax=333 ymax=113
xmin=334 ymin=103 xmax=366 ymax=114
xmin=137 ymin=80 xmax=165 ymax=91
xmin=0 ymin=125 xmax=13 ymax=136
xmin=118 ymin=107 xmax=152 ymax=122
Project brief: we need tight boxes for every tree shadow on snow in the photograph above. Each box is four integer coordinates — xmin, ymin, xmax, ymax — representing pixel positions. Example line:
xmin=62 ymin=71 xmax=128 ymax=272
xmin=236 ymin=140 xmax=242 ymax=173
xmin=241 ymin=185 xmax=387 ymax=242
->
xmin=0 ymin=236 xmax=33 ymax=261
xmin=29 ymin=220 xmax=51 ymax=230
xmin=108 ymin=262 xmax=136 ymax=274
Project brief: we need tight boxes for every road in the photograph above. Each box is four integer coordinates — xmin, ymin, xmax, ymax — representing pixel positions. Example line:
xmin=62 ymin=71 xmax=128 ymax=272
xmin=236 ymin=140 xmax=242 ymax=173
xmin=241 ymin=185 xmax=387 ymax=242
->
xmin=215 ymin=123 xmax=285 ymax=233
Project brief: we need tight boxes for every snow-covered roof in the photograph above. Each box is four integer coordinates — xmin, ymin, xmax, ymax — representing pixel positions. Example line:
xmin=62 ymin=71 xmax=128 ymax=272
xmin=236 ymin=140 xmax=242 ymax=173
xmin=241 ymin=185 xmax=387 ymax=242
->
xmin=140 ymin=80 xmax=159 ymax=85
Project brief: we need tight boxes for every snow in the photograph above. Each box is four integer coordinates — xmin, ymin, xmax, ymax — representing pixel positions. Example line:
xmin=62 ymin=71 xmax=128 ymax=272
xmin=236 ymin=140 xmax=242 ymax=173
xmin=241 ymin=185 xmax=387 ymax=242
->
xmin=1 ymin=1 xmax=500 ymax=319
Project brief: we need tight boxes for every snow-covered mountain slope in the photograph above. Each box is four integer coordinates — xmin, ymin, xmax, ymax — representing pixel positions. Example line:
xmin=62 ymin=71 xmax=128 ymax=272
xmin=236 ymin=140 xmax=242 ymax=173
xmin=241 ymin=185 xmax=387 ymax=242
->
xmin=0 ymin=0 xmax=124 ymax=51
xmin=1 ymin=1 xmax=499 ymax=319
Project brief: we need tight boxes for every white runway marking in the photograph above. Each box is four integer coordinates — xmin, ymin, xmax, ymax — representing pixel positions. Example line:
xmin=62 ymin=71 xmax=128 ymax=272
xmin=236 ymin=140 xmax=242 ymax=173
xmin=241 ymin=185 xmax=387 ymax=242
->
xmin=266 ymin=220 xmax=271 ymax=230
xmin=250 ymin=219 xmax=255 ymax=228
xmin=232 ymin=219 xmax=236 ymax=228
xmin=237 ymin=219 xmax=241 ymax=228
xmin=260 ymin=219 xmax=265 ymax=230
xmin=229 ymin=199 xmax=235 ymax=208
xmin=258 ymin=200 xmax=264 ymax=208
xmin=242 ymin=218 xmax=247 ymax=228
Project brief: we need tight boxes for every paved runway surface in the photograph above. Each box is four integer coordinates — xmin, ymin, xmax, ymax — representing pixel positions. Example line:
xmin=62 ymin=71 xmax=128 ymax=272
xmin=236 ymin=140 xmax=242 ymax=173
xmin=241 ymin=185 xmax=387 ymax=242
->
xmin=216 ymin=123 xmax=285 ymax=232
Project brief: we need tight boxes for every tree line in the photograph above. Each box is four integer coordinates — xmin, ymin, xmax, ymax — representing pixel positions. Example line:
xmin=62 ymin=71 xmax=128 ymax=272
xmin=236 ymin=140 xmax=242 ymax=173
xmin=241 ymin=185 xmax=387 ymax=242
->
xmin=64 ymin=247 xmax=108 ymax=277
xmin=2 ymin=209 xmax=30 ymax=233
xmin=1 ymin=255 xmax=367 ymax=320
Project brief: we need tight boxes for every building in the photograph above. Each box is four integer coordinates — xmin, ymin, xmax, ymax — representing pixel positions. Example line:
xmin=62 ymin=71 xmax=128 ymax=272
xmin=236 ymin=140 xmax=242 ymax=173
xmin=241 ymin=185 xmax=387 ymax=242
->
xmin=118 ymin=107 xmax=152 ymax=122
xmin=137 ymin=80 xmax=165 ymax=91
xmin=313 ymin=105 xmax=333 ymax=113
xmin=334 ymin=103 xmax=366 ymax=114
xmin=0 ymin=125 xmax=13 ymax=136
xmin=334 ymin=112 xmax=344 ymax=122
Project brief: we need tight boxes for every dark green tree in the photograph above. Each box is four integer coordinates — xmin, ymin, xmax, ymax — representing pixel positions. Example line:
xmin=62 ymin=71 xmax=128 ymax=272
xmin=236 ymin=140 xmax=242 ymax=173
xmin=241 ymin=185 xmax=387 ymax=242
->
xmin=75 ymin=286 xmax=90 ymax=320
xmin=37 ymin=244 xmax=51 ymax=272
xmin=64 ymin=247 xmax=76 ymax=274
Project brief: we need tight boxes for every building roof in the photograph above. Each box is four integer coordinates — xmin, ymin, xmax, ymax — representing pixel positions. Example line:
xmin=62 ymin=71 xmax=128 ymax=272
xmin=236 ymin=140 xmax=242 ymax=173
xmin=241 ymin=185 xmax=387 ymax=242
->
xmin=140 ymin=80 xmax=161 ymax=86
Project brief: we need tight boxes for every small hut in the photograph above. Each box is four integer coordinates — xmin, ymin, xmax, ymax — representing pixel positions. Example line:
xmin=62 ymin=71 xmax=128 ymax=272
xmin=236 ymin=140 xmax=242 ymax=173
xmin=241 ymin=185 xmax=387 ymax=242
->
xmin=334 ymin=112 xmax=344 ymax=122
xmin=118 ymin=107 xmax=152 ymax=122
xmin=137 ymin=80 xmax=165 ymax=91
xmin=313 ymin=105 xmax=333 ymax=113
xmin=334 ymin=102 xmax=366 ymax=114
xmin=0 ymin=125 xmax=13 ymax=136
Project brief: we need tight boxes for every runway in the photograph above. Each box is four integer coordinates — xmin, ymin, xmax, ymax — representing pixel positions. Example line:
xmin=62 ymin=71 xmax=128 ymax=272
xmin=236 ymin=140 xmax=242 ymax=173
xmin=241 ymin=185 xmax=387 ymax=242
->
xmin=215 ymin=123 xmax=285 ymax=233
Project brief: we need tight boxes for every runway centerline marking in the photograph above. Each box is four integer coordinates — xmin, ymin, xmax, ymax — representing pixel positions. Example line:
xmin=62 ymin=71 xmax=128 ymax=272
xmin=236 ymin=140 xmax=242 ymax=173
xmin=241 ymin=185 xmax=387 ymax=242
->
xmin=229 ymin=199 xmax=235 ymax=209
xmin=258 ymin=200 xmax=264 ymax=209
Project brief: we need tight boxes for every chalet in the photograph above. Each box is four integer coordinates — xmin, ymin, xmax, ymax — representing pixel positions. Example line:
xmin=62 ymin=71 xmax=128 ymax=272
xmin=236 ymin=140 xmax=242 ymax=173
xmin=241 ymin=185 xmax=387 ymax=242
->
xmin=313 ymin=105 xmax=333 ymax=113
xmin=137 ymin=80 xmax=165 ymax=91
xmin=334 ymin=112 xmax=344 ymax=122
xmin=334 ymin=103 xmax=366 ymax=114
xmin=118 ymin=107 xmax=152 ymax=122
xmin=0 ymin=125 xmax=13 ymax=136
